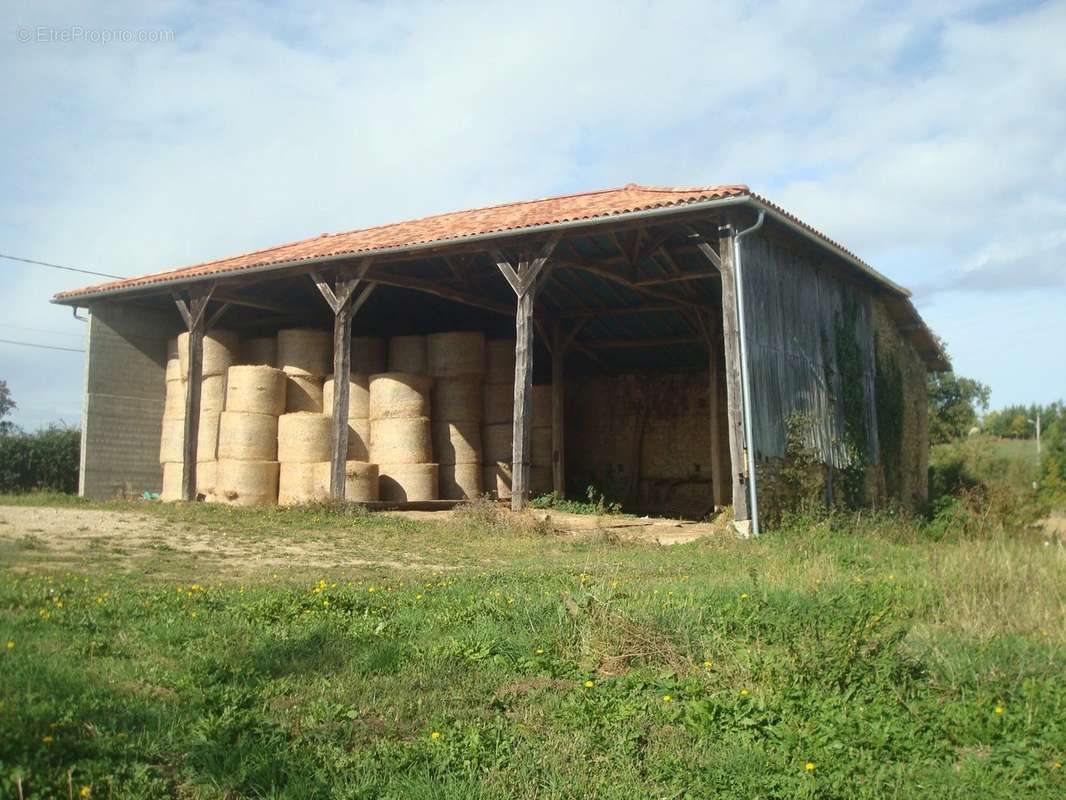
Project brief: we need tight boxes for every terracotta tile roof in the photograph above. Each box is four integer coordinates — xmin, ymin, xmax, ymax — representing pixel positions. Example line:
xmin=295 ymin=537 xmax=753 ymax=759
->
xmin=53 ymin=183 xmax=750 ymax=300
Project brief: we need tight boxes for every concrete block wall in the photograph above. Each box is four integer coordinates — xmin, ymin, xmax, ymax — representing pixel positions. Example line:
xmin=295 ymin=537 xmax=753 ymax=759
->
xmin=80 ymin=302 xmax=176 ymax=499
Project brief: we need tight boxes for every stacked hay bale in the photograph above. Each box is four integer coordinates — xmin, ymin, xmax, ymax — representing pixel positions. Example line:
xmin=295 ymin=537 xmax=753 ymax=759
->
xmin=428 ymin=332 xmax=485 ymax=499
xmin=311 ymin=460 xmax=380 ymax=502
xmin=530 ymin=384 xmax=554 ymax=496
xmin=369 ymin=373 xmax=437 ymax=501
xmin=216 ymin=364 xmax=285 ymax=506
xmin=277 ymin=412 xmax=333 ymax=505
xmin=239 ymin=336 xmax=277 ymax=366
xmin=323 ymin=372 xmax=370 ymax=461
xmin=388 ymin=334 xmax=427 ymax=374
xmin=160 ymin=330 xmax=236 ymax=501
xmin=481 ymin=339 xmax=515 ymax=500
xmin=277 ymin=328 xmax=331 ymax=413
xmin=479 ymin=339 xmax=554 ymax=499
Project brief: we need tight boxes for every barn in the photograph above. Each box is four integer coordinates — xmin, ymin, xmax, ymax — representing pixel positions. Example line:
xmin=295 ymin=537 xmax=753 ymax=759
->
xmin=52 ymin=184 xmax=948 ymax=533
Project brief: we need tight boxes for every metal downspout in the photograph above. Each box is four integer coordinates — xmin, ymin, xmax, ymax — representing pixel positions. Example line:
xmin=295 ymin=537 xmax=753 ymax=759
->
xmin=733 ymin=211 xmax=765 ymax=536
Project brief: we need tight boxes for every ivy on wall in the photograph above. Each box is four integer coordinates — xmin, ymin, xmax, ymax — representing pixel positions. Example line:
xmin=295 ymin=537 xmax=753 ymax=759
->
xmin=829 ymin=299 xmax=871 ymax=507
xmin=874 ymin=335 xmax=905 ymax=499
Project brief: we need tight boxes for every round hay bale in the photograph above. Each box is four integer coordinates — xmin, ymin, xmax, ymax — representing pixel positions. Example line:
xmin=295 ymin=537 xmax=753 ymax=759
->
xmin=312 ymin=460 xmax=379 ymax=502
xmin=439 ymin=462 xmax=482 ymax=500
xmin=159 ymin=417 xmax=185 ymax=463
xmin=345 ymin=418 xmax=370 ymax=461
xmin=218 ymin=411 xmax=278 ymax=461
xmin=163 ymin=380 xmax=187 ymax=419
xmin=165 ymin=356 xmax=182 ymax=383
xmin=197 ymin=459 xmax=218 ymax=502
xmin=427 ymin=332 xmax=485 ymax=377
xmin=239 ymin=336 xmax=277 ymax=366
xmin=198 ymin=411 xmax=221 ymax=460
xmin=285 ymin=375 xmax=325 ymax=413
xmin=483 ymin=461 xmax=512 ymax=500
xmin=277 ymin=328 xmax=331 ymax=377
xmin=531 ymin=426 xmax=553 ymax=467
xmin=278 ymin=462 xmax=328 ymax=506
xmin=161 ymin=462 xmax=183 ymax=501
xmin=200 ymin=374 xmax=227 ymax=414
xmin=352 ymin=336 xmax=387 ymax=375
xmin=225 ymin=365 xmax=286 ymax=415
xmin=277 ymin=412 xmax=332 ymax=463
xmin=323 ymin=373 xmax=370 ymax=419
xmin=432 ymin=377 xmax=483 ymax=422
xmin=482 ymin=422 xmax=513 ymax=463
xmin=368 ymin=373 xmax=431 ymax=420
xmin=388 ymin=335 xmax=427 ymax=374
xmin=378 ymin=463 xmax=438 ymax=501
xmin=178 ymin=329 xmax=237 ymax=378
xmin=485 ymin=339 xmax=516 ymax=384
xmin=532 ymin=384 xmax=552 ymax=428
xmin=369 ymin=417 xmax=432 ymax=464
xmin=482 ymin=382 xmax=514 ymax=424
xmin=216 ymin=459 xmax=279 ymax=506
xmin=432 ymin=420 xmax=482 ymax=465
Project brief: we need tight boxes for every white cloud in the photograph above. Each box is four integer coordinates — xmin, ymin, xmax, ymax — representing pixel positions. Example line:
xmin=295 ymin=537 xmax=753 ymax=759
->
xmin=1 ymin=0 xmax=1064 ymax=429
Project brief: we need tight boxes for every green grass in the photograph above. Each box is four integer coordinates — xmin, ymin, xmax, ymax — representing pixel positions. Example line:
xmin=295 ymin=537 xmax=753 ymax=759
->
xmin=1 ymin=494 xmax=1064 ymax=798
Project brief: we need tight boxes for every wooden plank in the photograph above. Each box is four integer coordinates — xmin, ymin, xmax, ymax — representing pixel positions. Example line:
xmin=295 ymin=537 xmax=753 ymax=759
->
xmin=706 ymin=319 xmax=725 ymax=509
xmin=584 ymin=335 xmax=703 ymax=349
xmin=715 ymin=227 xmax=749 ymax=521
xmin=213 ymin=289 xmax=290 ymax=314
xmin=521 ymin=233 xmax=562 ymax=294
xmin=635 ymin=271 xmax=720 ymax=286
xmin=368 ymin=273 xmax=513 ymax=315
xmin=551 ymin=321 xmax=566 ymax=497
xmin=490 ymin=248 xmax=522 ymax=296
xmin=310 ymin=269 xmax=340 ymax=312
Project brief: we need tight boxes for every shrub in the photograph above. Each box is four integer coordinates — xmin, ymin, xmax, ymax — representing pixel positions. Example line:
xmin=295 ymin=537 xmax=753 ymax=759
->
xmin=0 ymin=424 xmax=80 ymax=493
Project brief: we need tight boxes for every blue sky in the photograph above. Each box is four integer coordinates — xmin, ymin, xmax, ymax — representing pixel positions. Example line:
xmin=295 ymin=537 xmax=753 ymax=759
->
xmin=2 ymin=0 xmax=1064 ymax=429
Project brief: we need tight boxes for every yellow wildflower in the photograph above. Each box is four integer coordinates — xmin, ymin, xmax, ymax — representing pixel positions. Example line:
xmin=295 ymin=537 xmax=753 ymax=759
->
xmin=740 ymin=688 xmax=749 ymax=697
xmin=42 ymin=735 xmax=54 ymax=744
xmin=430 ymin=731 xmax=441 ymax=740
xmin=535 ymin=648 xmax=544 ymax=655
xmin=662 ymin=694 xmax=673 ymax=703
xmin=995 ymin=705 xmax=1004 ymax=715
xmin=805 ymin=761 xmax=816 ymax=771
xmin=740 ymin=593 xmax=749 ymax=600
xmin=80 ymin=786 xmax=91 ymax=798
xmin=703 ymin=660 xmax=712 ymax=669
xmin=584 ymin=680 xmax=594 ymax=688
xmin=5 ymin=640 xmax=13 ymax=650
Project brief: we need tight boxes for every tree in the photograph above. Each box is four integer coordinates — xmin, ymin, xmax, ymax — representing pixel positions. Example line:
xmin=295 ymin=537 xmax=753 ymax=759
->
xmin=927 ymin=371 xmax=990 ymax=444
xmin=0 ymin=380 xmax=15 ymax=436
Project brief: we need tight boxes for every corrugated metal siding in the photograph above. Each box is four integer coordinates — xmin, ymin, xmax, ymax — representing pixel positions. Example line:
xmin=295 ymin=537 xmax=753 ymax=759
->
xmin=740 ymin=235 xmax=879 ymax=467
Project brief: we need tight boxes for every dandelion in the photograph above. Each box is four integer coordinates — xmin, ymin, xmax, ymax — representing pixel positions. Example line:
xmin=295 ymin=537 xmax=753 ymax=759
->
xmin=535 ymin=648 xmax=544 ymax=655
xmin=80 ymin=786 xmax=91 ymax=798
xmin=42 ymin=735 xmax=54 ymax=745
xmin=994 ymin=705 xmax=1004 ymax=715
xmin=739 ymin=688 xmax=749 ymax=697
xmin=5 ymin=640 xmax=13 ymax=650
xmin=1052 ymin=762 xmax=1061 ymax=770
xmin=805 ymin=761 xmax=816 ymax=772
xmin=740 ymin=593 xmax=749 ymax=600
xmin=703 ymin=660 xmax=712 ymax=669
xmin=584 ymin=680 xmax=594 ymax=688
xmin=430 ymin=731 xmax=441 ymax=740
xmin=662 ymin=694 xmax=673 ymax=703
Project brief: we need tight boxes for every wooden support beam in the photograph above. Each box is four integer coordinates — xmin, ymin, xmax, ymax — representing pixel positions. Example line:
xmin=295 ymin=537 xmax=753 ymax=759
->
xmin=213 ymin=289 xmax=290 ymax=314
xmin=556 ymin=302 xmax=681 ymax=319
xmin=311 ymin=261 xmax=374 ymax=500
xmin=635 ymin=271 xmax=719 ymax=286
xmin=174 ymin=283 xmax=217 ymax=502
xmin=584 ymin=335 xmax=703 ymax=349
xmin=366 ymin=273 xmax=513 ymax=316
xmin=711 ymin=227 xmax=749 ymax=521
xmin=494 ymin=234 xmax=561 ymax=510
xmin=554 ymin=259 xmax=702 ymax=308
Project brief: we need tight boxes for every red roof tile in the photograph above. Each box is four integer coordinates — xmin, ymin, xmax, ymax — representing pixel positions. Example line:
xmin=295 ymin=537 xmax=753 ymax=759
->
xmin=53 ymin=183 xmax=750 ymax=300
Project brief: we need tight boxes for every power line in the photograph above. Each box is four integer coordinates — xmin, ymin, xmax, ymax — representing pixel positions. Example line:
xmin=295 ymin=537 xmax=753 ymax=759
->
xmin=0 ymin=323 xmax=84 ymax=339
xmin=0 ymin=338 xmax=84 ymax=353
xmin=0 ymin=252 xmax=124 ymax=279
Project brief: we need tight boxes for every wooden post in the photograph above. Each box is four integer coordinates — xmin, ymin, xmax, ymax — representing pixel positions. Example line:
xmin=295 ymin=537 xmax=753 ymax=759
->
xmin=310 ymin=260 xmax=373 ymax=501
xmin=492 ymin=234 xmax=561 ymax=511
xmin=716 ymin=226 xmax=749 ymax=521
xmin=173 ymin=284 xmax=218 ymax=502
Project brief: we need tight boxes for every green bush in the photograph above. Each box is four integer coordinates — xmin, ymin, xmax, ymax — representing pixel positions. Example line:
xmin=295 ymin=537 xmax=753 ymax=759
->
xmin=0 ymin=424 xmax=80 ymax=494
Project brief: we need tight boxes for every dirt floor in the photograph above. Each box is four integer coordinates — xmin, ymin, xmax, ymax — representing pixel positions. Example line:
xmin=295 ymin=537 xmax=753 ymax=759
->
xmin=0 ymin=504 xmax=719 ymax=580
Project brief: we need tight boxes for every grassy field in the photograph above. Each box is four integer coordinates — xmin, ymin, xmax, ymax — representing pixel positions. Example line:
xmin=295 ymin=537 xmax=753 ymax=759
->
xmin=1 ymin=494 xmax=1064 ymax=799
